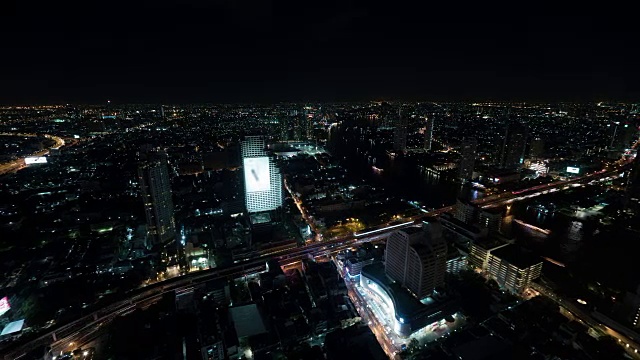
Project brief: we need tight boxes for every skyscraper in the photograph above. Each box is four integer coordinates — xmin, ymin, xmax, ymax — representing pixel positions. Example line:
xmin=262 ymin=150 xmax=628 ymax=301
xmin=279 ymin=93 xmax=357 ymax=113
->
xmin=499 ymin=122 xmax=528 ymax=169
xmin=385 ymin=220 xmax=447 ymax=299
xmin=626 ymin=154 xmax=640 ymax=211
xmin=454 ymin=198 xmax=476 ymax=225
xmin=423 ymin=117 xmax=434 ymax=151
xmin=458 ymin=137 xmax=477 ymax=180
xmin=393 ymin=108 xmax=408 ymax=152
xmin=138 ymin=147 xmax=176 ymax=247
xmin=478 ymin=208 xmax=503 ymax=235
xmin=608 ymin=121 xmax=637 ymax=151
xmin=530 ymin=138 xmax=545 ymax=159
xmin=242 ymin=136 xmax=283 ymax=213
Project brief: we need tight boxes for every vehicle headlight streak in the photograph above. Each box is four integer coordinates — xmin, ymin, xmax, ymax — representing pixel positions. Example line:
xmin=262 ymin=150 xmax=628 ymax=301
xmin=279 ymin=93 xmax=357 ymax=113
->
xmin=354 ymin=221 xmax=414 ymax=238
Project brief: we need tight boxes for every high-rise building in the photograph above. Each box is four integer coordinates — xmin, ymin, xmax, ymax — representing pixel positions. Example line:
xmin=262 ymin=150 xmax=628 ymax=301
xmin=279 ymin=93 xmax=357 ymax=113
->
xmin=393 ymin=108 xmax=408 ymax=152
xmin=499 ymin=122 xmax=527 ymax=169
xmin=626 ymin=154 xmax=640 ymax=211
xmin=478 ymin=208 xmax=503 ymax=235
xmin=458 ymin=137 xmax=477 ymax=180
xmin=608 ymin=121 xmax=637 ymax=151
xmin=454 ymin=198 xmax=476 ymax=225
xmin=138 ymin=147 xmax=176 ymax=246
xmin=242 ymin=136 xmax=283 ymax=213
xmin=384 ymin=220 xmax=447 ymax=299
xmin=616 ymin=285 xmax=640 ymax=328
xmin=423 ymin=117 xmax=434 ymax=151
xmin=529 ymin=138 xmax=545 ymax=159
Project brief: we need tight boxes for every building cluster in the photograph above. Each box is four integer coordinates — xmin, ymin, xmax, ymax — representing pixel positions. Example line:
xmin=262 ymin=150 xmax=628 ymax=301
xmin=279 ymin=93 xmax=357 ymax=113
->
xmin=1 ymin=101 xmax=640 ymax=359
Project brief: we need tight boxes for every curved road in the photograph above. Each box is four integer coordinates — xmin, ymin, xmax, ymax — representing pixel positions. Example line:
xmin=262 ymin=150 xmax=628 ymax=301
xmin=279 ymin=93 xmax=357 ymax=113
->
xmin=0 ymin=133 xmax=66 ymax=175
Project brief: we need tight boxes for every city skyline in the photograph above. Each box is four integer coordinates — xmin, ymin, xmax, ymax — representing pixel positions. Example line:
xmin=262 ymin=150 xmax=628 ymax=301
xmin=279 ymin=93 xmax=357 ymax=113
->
xmin=2 ymin=2 xmax=640 ymax=358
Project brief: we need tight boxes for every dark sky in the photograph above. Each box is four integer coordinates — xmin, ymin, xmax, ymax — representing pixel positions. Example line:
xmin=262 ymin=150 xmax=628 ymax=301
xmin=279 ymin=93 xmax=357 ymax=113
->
xmin=0 ymin=2 xmax=638 ymax=104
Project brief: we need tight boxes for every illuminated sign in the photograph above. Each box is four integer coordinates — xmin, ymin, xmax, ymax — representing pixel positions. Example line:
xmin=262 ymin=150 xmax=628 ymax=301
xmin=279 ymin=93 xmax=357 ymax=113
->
xmin=1 ymin=319 xmax=24 ymax=336
xmin=243 ymin=157 xmax=271 ymax=192
xmin=0 ymin=297 xmax=10 ymax=316
xmin=24 ymin=157 xmax=47 ymax=165
xmin=566 ymin=166 xmax=580 ymax=174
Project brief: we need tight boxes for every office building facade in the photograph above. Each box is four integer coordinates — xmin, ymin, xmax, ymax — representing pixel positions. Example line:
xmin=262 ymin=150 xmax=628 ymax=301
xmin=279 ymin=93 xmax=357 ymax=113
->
xmin=458 ymin=137 xmax=477 ymax=180
xmin=499 ymin=122 xmax=528 ymax=169
xmin=424 ymin=117 xmax=434 ymax=151
xmin=138 ymin=147 xmax=176 ymax=246
xmin=487 ymin=244 xmax=542 ymax=294
xmin=626 ymin=154 xmax=640 ymax=211
xmin=478 ymin=208 xmax=503 ymax=235
xmin=530 ymin=138 xmax=545 ymax=159
xmin=393 ymin=108 xmax=408 ymax=152
xmin=468 ymin=239 xmax=509 ymax=272
xmin=385 ymin=220 xmax=447 ymax=299
xmin=454 ymin=198 xmax=476 ymax=225
xmin=242 ymin=136 xmax=283 ymax=213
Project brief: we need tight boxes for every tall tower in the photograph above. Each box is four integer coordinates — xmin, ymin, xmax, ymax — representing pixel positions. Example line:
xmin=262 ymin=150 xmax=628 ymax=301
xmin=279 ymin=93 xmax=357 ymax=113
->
xmin=138 ymin=147 xmax=176 ymax=247
xmin=609 ymin=122 xmax=636 ymax=151
xmin=423 ymin=117 xmax=434 ymax=151
xmin=499 ymin=122 xmax=527 ymax=169
xmin=242 ymin=136 xmax=283 ymax=213
xmin=384 ymin=219 xmax=447 ymax=299
xmin=393 ymin=107 xmax=408 ymax=152
xmin=626 ymin=154 xmax=640 ymax=211
xmin=529 ymin=138 xmax=545 ymax=159
xmin=458 ymin=137 xmax=477 ymax=180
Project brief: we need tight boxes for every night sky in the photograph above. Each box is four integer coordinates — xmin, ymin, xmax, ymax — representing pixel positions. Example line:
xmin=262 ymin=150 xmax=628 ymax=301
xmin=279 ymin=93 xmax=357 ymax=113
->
xmin=0 ymin=2 xmax=638 ymax=104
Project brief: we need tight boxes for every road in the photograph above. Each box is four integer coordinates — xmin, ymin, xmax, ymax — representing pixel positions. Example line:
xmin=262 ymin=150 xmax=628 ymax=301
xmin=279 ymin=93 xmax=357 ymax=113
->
xmin=531 ymin=282 xmax=640 ymax=360
xmin=2 ymin=163 xmax=630 ymax=359
xmin=333 ymin=257 xmax=401 ymax=358
xmin=0 ymin=133 xmax=66 ymax=175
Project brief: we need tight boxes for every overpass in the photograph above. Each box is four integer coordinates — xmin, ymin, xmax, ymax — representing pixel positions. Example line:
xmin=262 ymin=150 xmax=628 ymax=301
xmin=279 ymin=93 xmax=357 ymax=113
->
xmin=2 ymin=163 xmax=630 ymax=359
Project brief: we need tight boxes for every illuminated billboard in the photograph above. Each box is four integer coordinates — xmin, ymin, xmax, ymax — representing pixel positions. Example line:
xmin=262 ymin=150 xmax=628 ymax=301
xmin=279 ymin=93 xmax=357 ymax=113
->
xmin=1 ymin=319 xmax=24 ymax=336
xmin=243 ymin=157 xmax=271 ymax=192
xmin=566 ymin=166 xmax=580 ymax=174
xmin=25 ymin=157 xmax=47 ymax=164
xmin=0 ymin=297 xmax=9 ymax=316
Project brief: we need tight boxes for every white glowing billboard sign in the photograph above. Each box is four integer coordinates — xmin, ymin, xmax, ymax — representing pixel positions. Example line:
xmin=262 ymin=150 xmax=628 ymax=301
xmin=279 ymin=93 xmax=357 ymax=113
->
xmin=566 ymin=166 xmax=580 ymax=174
xmin=24 ymin=157 xmax=47 ymax=164
xmin=243 ymin=157 xmax=270 ymax=192
xmin=0 ymin=297 xmax=9 ymax=316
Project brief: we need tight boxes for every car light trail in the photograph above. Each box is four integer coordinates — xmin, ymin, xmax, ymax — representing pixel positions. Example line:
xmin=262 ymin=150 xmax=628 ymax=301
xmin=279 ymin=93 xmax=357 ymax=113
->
xmin=354 ymin=221 xmax=414 ymax=238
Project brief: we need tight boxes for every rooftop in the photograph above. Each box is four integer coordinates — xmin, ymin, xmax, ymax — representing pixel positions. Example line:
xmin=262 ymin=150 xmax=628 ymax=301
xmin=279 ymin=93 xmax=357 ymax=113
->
xmin=361 ymin=263 xmax=426 ymax=318
xmin=401 ymin=226 xmax=424 ymax=235
xmin=440 ymin=213 xmax=485 ymax=234
xmin=491 ymin=244 xmax=542 ymax=269
xmin=250 ymin=212 xmax=271 ymax=225
xmin=472 ymin=236 xmax=509 ymax=251
xmin=229 ymin=304 xmax=267 ymax=338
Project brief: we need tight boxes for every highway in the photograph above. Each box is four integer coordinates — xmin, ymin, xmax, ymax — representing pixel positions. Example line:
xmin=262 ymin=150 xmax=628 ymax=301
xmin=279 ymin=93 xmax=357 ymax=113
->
xmin=2 ymin=163 xmax=631 ymax=359
xmin=530 ymin=281 xmax=640 ymax=360
xmin=0 ymin=133 xmax=66 ymax=175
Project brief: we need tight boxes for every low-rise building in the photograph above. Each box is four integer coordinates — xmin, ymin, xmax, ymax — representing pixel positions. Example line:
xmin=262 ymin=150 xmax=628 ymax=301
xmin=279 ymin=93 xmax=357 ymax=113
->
xmin=487 ymin=244 xmax=543 ymax=294
xmin=468 ymin=238 xmax=510 ymax=272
